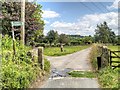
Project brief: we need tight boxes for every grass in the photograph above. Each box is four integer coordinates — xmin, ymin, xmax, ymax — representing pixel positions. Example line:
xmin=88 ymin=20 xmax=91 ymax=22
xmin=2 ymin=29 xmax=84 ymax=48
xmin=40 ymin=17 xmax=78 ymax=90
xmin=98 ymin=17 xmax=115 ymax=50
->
xmin=108 ymin=45 xmax=119 ymax=51
xmin=44 ymin=45 xmax=90 ymax=56
xmin=97 ymin=67 xmax=119 ymax=88
xmin=68 ymin=71 xmax=96 ymax=78
xmin=89 ymin=44 xmax=119 ymax=88
xmin=108 ymin=45 xmax=120 ymax=67
xmin=44 ymin=58 xmax=50 ymax=73
xmin=89 ymin=44 xmax=98 ymax=70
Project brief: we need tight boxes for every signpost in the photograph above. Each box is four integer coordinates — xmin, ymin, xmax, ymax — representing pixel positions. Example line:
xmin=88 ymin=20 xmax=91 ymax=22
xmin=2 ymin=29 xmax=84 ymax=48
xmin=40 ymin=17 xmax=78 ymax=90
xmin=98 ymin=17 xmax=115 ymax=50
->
xmin=11 ymin=21 xmax=23 ymax=27
xmin=11 ymin=21 xmax=23 ymax=55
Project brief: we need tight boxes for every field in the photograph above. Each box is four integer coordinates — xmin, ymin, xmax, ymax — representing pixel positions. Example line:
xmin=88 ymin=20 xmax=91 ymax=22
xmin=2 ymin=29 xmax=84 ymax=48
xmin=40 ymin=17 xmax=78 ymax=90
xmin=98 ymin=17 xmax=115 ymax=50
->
xmin=44 ymin=45 xmax=90 ymax=56
xmin=108 ymin=45 xmax=119 ymax=51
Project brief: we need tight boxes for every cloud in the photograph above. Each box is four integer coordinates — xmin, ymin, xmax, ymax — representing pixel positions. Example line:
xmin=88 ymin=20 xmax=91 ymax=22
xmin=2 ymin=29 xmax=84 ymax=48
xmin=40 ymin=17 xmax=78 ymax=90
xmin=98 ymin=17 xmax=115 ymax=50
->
xmin=44 ymin=20 xmax=50 ymax=24
xmin=42 ymin=10 xmax=60 ymax=18
xmin=50 ymin=12 xmax=118 ymax=36
xmin=107 ymin=0 xmax=119 ymax=9
xmin=50 ymin=21 xmax=75 ymax=29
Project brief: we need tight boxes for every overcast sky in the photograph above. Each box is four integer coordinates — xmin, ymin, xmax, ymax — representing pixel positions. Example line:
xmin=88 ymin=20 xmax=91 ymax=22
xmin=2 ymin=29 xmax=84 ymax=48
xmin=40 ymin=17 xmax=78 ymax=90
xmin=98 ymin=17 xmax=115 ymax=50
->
xmin=37 ymin=0 xmax=118 ymax=36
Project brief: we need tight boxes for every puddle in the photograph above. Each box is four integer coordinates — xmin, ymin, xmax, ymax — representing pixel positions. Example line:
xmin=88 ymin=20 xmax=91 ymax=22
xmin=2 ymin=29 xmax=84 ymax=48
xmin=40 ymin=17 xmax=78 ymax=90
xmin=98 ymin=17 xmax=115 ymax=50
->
xmin=50 ymin=68 xmax=73 ymax=78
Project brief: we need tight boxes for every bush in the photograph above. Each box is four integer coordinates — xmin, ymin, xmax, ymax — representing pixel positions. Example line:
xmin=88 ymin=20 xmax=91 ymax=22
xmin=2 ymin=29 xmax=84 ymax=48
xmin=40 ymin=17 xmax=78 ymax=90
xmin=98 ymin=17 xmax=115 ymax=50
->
xmin=97 ymin=67 xmax=119 ymax=88
xmin=56 ymin=43 xmax=61 ymax=47
xmin=1 ymin=35 xmax=13 ymax=50
xmin=35 ymin=43 xmax=45 ymax=48
xmin=51 ymin=44 xmax=56 ymax=47
xmin=45 ymin=44 xmax=50 ymax=48
xmin=35 ymin=43 xmax=51 ymax=48
xmin=65 ymin=43 xmax=71 ymax=46
xmin=1 ymin=35 xmax=50 ymax=89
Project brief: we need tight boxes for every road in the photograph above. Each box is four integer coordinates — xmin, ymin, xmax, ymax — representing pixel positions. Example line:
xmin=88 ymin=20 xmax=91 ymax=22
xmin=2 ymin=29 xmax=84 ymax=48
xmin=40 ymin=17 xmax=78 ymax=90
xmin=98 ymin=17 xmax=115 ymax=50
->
xmin=39 ymin=47 xmax=100 ymax=88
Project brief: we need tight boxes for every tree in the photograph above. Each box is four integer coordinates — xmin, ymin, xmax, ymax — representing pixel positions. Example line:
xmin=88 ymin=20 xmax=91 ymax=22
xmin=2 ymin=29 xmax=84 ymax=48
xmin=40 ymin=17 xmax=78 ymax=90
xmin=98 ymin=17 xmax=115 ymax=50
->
xmin=95 ymin=21 xmax=114 ymax=43
xmin=109 ymin=31 xmax=117 ymax=45
xmin=1 ymin=2 xmax=44 ymax=46
xmin=25 ymin=3 xmax=44 ymax=46
xmin=58 ymin=34 xmax=70 ymax=52
xmin=116 ymin=35 xmax=120 ymax=45
xmin=82 ymin=35 xmax=93 ymax=44
xmin=58 ymin=34 xmax=70 ymax=45
xmin=46 ymin=30 xmax=58 ymax=46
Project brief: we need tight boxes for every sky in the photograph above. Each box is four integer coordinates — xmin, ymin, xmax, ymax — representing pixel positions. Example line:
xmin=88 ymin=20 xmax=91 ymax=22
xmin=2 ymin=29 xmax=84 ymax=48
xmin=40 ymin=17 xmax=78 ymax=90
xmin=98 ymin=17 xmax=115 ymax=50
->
xmin=37 ymin=0 xmax=119 ymax=36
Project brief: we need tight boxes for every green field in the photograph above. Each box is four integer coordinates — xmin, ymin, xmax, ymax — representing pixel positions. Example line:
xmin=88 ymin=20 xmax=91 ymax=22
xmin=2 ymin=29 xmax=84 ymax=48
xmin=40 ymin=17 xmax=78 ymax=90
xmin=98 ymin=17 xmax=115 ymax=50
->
xmin=44 ymin=45 xmax=90 ymax=56
xmin=108 ymin=45 xmax=119 ymax=66
xmin=108 ymin=45 xmax=119 ymax=51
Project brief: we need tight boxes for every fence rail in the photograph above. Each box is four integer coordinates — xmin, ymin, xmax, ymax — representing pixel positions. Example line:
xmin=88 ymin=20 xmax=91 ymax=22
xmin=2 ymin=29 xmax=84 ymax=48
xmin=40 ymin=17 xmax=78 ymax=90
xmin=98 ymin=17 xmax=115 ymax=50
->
xmin=109 ymin=50 xmax=120 ymax=69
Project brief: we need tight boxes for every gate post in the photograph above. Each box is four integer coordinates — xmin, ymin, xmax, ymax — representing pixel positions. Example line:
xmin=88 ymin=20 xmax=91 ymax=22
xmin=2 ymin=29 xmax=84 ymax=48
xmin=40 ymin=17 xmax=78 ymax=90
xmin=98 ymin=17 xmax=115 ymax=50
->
xmin=97 ymin=57 xmax=101 ymax=70
xmin=110 ymin=51 xmax=112 ymax=66
xmin=38 ymin=47 xmax=44 ymax=70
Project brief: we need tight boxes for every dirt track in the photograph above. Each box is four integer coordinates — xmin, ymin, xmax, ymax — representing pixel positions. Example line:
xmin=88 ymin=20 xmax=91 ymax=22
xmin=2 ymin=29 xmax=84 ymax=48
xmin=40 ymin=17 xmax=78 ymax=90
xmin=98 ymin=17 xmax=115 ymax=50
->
xmin=46 ymin=47 xmax=92 ymax=71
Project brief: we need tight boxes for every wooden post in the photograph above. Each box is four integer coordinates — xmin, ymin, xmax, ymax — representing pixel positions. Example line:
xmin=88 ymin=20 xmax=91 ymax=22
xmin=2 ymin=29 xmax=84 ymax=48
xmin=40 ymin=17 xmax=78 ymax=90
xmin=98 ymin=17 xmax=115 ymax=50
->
xmin=97 ymin=57 xmax=101 ymax=70
xmin=110 ymin=51 xmax=112 ymax=66
xmin=38 ymin=47 xmax=44 ymax=70
xmin=60 ymin=44 xmax=63 ymax=52
xmin=21 ymin=0 xmax=25 ymax=45
xmin=107 ymin=49 xmax=109 ymax=64
xmin=12 ymin=27 xmax=16 ymax=55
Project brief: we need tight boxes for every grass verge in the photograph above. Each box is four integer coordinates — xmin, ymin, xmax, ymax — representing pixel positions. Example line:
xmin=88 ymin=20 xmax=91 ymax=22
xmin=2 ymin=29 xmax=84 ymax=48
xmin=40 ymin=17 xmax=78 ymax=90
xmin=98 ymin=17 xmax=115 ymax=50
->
xmin=29 ymin=58 xmax=50 ymax=88
xmin=44 ymin=45 xmax=90 ymax=56
xmin=68 ymin=71 xmax=96 ymax=78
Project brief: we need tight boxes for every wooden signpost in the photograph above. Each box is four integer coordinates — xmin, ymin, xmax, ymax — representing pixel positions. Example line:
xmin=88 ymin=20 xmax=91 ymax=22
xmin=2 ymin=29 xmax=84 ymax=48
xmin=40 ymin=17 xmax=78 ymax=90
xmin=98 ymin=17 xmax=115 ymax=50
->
xmin=11 ymin=21 xmax=23 ymax=55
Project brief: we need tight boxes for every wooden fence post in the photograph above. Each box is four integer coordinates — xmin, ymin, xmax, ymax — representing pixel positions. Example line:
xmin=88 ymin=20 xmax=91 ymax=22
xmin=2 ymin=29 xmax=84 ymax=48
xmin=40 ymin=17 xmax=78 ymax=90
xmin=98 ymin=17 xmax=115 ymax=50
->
xmin=110 ymin=51 xmax=112 ymax=66
xmin=38 ymin=47 xmax=44 ymax=70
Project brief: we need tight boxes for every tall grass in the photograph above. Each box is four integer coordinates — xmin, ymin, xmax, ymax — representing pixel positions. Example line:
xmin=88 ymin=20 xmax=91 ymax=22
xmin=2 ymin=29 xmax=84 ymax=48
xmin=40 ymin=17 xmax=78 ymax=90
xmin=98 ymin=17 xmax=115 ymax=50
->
xmin=89 ymin=44 xmax=98 ymax=70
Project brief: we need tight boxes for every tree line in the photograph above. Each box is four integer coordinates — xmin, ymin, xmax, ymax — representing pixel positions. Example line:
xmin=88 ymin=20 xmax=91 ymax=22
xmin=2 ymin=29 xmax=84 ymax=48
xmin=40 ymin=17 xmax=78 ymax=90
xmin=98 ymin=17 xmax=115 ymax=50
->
xmin=38 ymin=21 xmax=119 ymax=47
